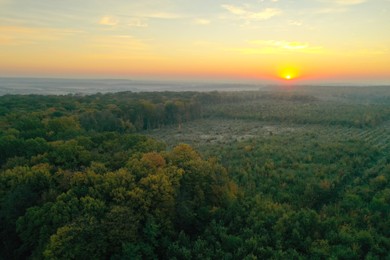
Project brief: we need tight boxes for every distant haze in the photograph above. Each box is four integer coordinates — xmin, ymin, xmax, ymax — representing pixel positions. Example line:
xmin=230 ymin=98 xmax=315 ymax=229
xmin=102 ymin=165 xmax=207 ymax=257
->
xmin=1 ymin=77 xmax=389 ymax=96
xmin=0 ymin=77 xmax=269 ymax=95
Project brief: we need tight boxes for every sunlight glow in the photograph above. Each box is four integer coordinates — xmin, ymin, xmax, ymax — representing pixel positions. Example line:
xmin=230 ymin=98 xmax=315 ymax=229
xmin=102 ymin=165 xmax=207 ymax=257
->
xmin=1 ymin=0 xmax=389 ymax=82
xmin=278 ymin=66 xmax=299 ymax=81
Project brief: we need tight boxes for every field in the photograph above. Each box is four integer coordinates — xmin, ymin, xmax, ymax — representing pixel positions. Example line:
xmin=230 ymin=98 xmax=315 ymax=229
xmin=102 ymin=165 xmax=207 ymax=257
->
xmin=147 ymin=118 xmax=390 ymax=151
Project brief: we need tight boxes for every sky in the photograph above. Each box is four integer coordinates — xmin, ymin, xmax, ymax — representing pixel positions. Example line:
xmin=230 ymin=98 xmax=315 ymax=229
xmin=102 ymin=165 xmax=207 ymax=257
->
xmin=1 ymin=0 xmax=390 ymax=84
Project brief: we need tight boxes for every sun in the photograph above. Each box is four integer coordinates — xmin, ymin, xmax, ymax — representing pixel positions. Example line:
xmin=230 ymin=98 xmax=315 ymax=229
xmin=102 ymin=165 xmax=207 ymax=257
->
xmin=281 ymin=73 xmax=295 ymax=81
xmin=277 ymin=65 xmax=300 ymax=81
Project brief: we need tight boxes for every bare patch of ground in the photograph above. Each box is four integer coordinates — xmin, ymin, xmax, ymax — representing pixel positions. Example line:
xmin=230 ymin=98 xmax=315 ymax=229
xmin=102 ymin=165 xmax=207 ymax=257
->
xmin=145 ymin=119 xmax=302 ymax=148
xmin=145 ymin=118 xmax=390 ymax=160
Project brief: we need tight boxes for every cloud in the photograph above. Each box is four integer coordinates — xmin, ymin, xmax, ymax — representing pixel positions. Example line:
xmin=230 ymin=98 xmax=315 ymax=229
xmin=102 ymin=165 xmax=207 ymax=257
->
xmin=229 ymin=40 xmax=324 ymax=54
xmin=193 ymin=18 xmax=211 ymax=25
xmin=99 ymin=16 xmax=119 ymax=26
xmin=222 ymin=5 xmax=247 ymax=15
xmin=280 ymin=42 xmax=308 ymax=50
xmin=99 ymin=12 xmax=181 ymax=29
xmin=250 ymin=40 xmax=310 ymax=49
xmin=315 ymin=7 xmax=348 ymax=13
xmin=288 ymin=20 xmax=303 ymax=26
xmin=313 ymin=0 xmax=366 ymax=13
xmin=222 ymin=4 xmax=282 ymax=22
xmin=317 ymin=0 xmax=366 ymax=6
xmin=333 ymin=0 xmax=366 ymax=5
xmin=250 ymin=8 xmax=282 ymax=20
xmin=128 ymin=18 xmax=148 ymax=28
xmin=0 ymin=26 xmax=83 ymax=45
xmin=143 ymin=12 xmax=182 ymax=19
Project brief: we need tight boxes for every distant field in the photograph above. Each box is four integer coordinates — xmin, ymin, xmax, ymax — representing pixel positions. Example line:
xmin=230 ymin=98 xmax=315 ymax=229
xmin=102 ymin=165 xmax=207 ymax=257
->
xmin=146 ymin=118 xmax=390 ymax=151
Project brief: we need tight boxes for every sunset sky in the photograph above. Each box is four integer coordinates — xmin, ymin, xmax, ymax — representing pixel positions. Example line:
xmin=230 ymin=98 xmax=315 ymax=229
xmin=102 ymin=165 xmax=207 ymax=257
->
xmin=1 ymin=0 xmax=390 ymax=83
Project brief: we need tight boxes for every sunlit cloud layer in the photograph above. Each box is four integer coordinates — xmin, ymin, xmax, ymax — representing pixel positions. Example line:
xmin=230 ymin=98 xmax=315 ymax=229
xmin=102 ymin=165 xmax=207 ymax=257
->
xmin=99 ymin=16 xmax=119 ymax=26
xmin=222 ymin=4 xmax=282 ymax=21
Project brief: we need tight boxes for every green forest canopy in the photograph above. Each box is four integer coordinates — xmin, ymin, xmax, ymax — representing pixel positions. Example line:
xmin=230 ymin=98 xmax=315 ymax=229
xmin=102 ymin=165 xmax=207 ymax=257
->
xmin=1 ymin=88 xmax=389 ymax=259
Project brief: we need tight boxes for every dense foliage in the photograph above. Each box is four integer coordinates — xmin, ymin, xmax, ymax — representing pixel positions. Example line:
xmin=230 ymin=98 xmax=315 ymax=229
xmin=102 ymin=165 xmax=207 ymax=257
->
xmin=1 ymin=87 xmax=389 ymax=259
xmin=199 ymin=90 xmax=390 ymax=128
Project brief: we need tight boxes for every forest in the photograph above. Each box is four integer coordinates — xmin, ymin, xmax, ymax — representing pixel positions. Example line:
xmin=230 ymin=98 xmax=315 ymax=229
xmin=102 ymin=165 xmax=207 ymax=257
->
xmin=1 ymin=86 xmax=389 ymax=259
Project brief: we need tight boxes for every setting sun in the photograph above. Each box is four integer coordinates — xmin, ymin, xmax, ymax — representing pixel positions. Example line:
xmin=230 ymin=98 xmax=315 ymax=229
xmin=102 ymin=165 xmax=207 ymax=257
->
xmin=278 ymin=65 xmax=299 ymax=81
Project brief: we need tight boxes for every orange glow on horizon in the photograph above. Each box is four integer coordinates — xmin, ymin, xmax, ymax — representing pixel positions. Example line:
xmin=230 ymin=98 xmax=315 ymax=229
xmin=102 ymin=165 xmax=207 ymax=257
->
xmin=1 ymin=50 xmax=389 ymax=82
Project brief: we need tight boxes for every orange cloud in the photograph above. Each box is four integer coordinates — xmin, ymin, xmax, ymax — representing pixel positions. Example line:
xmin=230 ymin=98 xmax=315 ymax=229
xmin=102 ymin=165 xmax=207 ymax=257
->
xmin=99 ymin=16 xmax=119 ymax=26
